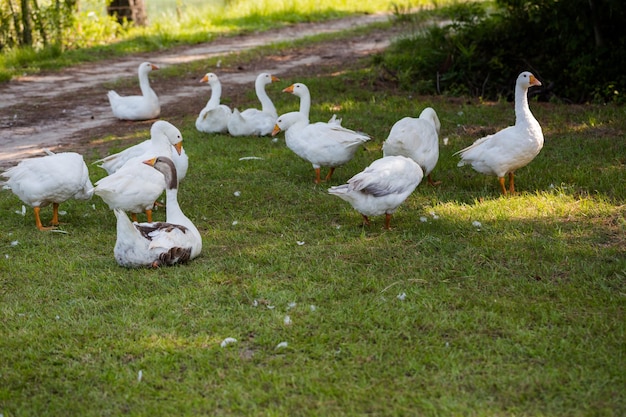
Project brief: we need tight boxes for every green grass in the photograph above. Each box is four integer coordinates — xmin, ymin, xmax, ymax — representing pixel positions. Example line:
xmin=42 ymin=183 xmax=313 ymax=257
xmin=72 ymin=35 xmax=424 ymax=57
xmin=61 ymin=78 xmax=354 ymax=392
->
xmin=1 ymin=22 xmax=626 ymax=417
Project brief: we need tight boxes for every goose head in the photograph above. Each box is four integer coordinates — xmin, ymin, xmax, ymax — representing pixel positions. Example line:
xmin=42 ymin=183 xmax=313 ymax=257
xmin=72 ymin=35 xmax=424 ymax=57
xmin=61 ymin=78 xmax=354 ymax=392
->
xmin=151 ymin=120 xmax=183 ymax=155
xmin=143 ymin=156 xmax=178 ymax=190
xmin=282 ymin=82 xmax=309 ymax=98
xmin=517 ymin=71 xmax=542 ymax=89
xmin=139 ymin=61 xmax=159 ymax=76
xmin=271 ymin=111 xmax=307 ymax=136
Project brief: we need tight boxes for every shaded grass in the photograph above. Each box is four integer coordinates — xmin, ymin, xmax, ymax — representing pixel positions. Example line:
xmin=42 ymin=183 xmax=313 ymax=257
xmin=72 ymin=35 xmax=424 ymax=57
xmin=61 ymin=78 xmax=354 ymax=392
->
xmin=1 ymin=36 xmax=626 ymax=417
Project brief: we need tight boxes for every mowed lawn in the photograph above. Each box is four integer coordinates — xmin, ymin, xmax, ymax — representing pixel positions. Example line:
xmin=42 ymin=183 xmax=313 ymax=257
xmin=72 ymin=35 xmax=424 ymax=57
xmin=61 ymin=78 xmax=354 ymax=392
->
xmin=1 ymin=28 xmax=625 ymax=416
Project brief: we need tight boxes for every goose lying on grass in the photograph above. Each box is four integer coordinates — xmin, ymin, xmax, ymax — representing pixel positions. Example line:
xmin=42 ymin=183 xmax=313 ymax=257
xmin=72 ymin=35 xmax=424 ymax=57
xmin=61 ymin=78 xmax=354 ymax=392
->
xmin=108 ymin=61 xmax=160 ymax=121
xmin=196 ymin=72 xmax=232 ymax=134
xmin=227 ymin=73 xmax=279 ymax=136
xmin=114 ymin=157 xmax=202 ymax=268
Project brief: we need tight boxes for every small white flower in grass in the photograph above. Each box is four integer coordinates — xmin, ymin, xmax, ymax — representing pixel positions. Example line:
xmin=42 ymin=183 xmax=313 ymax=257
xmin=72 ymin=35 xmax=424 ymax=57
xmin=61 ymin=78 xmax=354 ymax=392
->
xmin=15 ymin=205 xmax=26 ymax=216
xmin=397 ymin=292 xmax=407 ymax=301
xmin=220 ymin=337 xmax=237 ymax=348
xmin=457 ymin=111 xmax=464 ymax=116
xmin=58 ymin=210 xmax=67 ymax=216
xmin=233 ymin=191 xmax=241 ymax=197
xmin=267 ymin=305 xmax=275 ymax=310
xmin=272 ymin=138 xmax=278 ymax=143
xmin=4 ymin=254 xmax=9 ymax=259
xmin=275 ymin=341 xmax=288 ymax=349
xmin=472 ymin=220 xmax=482 ymax=229
xmin=91 ymin=204 xmax=96 ymax=210
xmin=55 ymin=315 xmax=60 ymax=320
xmin=287 ymin=302 xmax=297 ymax=310
xmin=232 ymin=220 xmax=239 ymax=226
xmin=309 ymin=305 xmax=317 ymax=312
xmin=419 ymin=216 xmax=428 ymax=223
xmin=296 ymin=241 xmax=305 ymax=246
xmin=252 ymin=299 xmax=258 ymax=307
xmin=284 ymin=315 xmax=292 ymax=325
xmin=443 ymin=137 xmax=449 ymax=146
xmin=137 ymin=370 xmax=143 ymax=382
xmin=430 ymin=211 xmax=440 ymax=220
xmin=10 ymin=240 xmax=18 ymax=247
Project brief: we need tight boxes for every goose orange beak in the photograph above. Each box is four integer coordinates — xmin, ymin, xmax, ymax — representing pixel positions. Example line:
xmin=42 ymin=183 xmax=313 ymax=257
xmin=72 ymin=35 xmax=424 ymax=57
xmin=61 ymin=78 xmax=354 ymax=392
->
xmin=174 ymin=142 xmax=183 ymax=155
xmin=282 ymin=84 xmax=294 ymax=93
xmin=150 ymin=64 xmax=160 ymax=71
xmin=200 ymin=74 xmax=209 ymax=83
xmin=529 ymin=75 xmax=542 ymax=87
xmin=143 ymin=157 xmax=157 ymax=167
xmin=271 ymin=75 xmax=280 ymax=83
xmin=271 ymin=124 xmax=281 ymax=136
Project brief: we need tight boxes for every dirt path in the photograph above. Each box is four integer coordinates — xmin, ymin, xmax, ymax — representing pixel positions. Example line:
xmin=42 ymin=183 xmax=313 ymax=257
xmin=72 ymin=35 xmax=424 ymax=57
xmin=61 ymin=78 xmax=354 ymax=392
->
xmin=0 ymin=13 xmax=396 ymax=169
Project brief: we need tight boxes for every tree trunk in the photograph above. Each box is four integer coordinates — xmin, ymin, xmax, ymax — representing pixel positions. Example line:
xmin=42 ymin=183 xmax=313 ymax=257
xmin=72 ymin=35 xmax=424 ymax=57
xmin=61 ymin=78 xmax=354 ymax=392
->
xmin=107 ymin=0 xmax=147 ymax=26
xmin=20 ymin=0 xmax=33 ymax=46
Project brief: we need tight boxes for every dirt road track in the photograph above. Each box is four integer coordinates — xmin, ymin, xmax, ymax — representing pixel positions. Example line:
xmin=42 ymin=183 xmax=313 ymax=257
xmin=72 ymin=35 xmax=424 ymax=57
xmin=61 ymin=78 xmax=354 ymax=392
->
xmin=0 ymin=13 xmax=394 ymax=169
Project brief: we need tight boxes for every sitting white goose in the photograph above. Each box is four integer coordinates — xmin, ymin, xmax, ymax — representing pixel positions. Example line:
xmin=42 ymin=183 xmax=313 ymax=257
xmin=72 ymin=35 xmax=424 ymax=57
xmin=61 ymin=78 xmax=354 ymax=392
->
xmin=328 ymin=155 xmax=423 ymax=230
xmin=108 ymin=62 xmax=160 ymax=121
xmin=94 ymin=121 xmax=184 ymax=223
xmin=114 ymin=157 xmax=202 ymax=268
xmin=271 ymin=111 xmax=371 ymax=183
xmin=94 ymin=120 xmax=188 ymax=181
xmin=2 ymin=150 xmax=94 ymax=230
xmin=195 ymin=72 xmax=232 ymax=134
xmin=455 ymin=71 xmax=544 ymax=195
xmin=227 ymin=73 xmax=279 ymax=136
xmin=382 ymin=107 xmax=441 ymax=186
xmin=282 ymin=82 xmax=342 ymax=125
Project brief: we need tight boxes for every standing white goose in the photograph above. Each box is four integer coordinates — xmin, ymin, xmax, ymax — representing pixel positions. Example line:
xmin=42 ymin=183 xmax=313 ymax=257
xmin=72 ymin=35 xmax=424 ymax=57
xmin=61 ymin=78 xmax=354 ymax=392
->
xmin=108 ymin=62 xmax=160 ymax=121
xmin=94 ymin=120 xmax=188 ymax=181
xmin=271 ymin=111 xmax=371 ymax=183
xmin=227 ymin=73 xmax=279 ymax=136
xmin=94 ymin=121 xmax=184 ymax=222
xmin=195 ymin=72 xmax=232 ymax=134
xmin=113 ymin=157 xmax=202 ymax=268
xmin=328 ymin=155 xmax=424 ymax=230
xmin=382 ymin=107 xmax=441 ymax=186
xmin=282 ymin=82 xmax=342 ymax=125
xmin=455 ymin=71 xmax=544 ymax=195
xmin=2 ymin=151 xmax=94 ymax=230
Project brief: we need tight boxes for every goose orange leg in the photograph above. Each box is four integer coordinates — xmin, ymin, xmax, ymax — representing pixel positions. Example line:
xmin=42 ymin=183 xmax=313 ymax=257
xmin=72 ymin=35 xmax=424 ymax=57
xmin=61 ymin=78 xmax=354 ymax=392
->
xmin=50 ymin=202 xmax=60 ymax=226
xmin=34 ymin=206 xmax=56 ymax=231
xmin=145 ymin=209 xmax=153 ymax=223
xmin=498 ymin=177 xmax=507 ymax=195
xmin=324 ymin=167 xmax=336 ymax=182
xmin=314 ymin=168 xmax=322 ymax=184
xmin=427 ymin=174 xmax=441 ymax=186
xmin=361 ymin=214 xmax=371 ymax=227
xmin=508 ymin=172 xmax=516 ymax=194
xmin=384 ymin=213 xmax=393 ymax=230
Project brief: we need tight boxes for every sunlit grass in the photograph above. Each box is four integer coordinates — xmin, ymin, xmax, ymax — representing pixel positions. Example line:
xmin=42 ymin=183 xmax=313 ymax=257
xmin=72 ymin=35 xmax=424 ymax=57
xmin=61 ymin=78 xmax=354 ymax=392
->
xmin=1 ymin=11 xmax=625 ymax=417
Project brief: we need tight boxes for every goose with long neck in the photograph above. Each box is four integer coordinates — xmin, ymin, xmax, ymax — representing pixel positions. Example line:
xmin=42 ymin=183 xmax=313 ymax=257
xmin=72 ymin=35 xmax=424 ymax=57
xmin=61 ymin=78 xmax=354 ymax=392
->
xmin=382 ymin=106 xmax=442 ymax=186
xmin=107 ymin=62 xmax=160 ymax=121
xmin=271 ymin=111 xmax=371 ymax=183
xmin=196 ymin=72 xmax=232 ymax=133
xmin=455 ymin=71 xmax=544 ymax=195
xmin=283 ymin=82 xmax=342 ymax=125
xmin=94 ymin=121 xmax=184 ymax=223
xmin=227 ymin=72 xmax=279 ymax=136
xmin=113 ymin=157 xmax=202 ymax=268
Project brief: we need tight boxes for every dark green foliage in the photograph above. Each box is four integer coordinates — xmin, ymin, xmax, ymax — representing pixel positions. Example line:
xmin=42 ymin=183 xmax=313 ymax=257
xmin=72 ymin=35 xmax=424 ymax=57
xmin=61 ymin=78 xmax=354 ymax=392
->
xmin=379 ymin=0 xmax=626 ymax=103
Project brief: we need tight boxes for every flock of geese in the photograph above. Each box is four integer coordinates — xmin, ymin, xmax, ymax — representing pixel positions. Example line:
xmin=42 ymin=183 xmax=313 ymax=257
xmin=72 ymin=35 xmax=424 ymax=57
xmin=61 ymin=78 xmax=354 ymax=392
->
xmin=1 ymin=61 xmax=544 ymax=268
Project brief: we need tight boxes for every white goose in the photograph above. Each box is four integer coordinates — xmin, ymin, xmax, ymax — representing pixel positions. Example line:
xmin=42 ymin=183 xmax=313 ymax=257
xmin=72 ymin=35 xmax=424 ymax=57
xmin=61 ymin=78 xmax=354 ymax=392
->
xmin=272 ymin=111 xmax=371 ymax=183
xmin=108 ymin=62 xmax=160 ymax=121
xmin=282 ymin=82 xmax=342 ymax=125
xmin=382 ymin=107 xmax=441 ymax=186
xmin=94 ymin=122 xmax=184 ymax=223
xmin=328 ymin=155 xmax=423 ymax=230
xmin=2 ymin=151 xmax=94 ymax=230
xmin=114 ymin=157 xmax=202 ymax=268
xmin=94 ymin=120 xmax=188 ymax=181
xmin=455 ymin=71 xmax=544 ymax=195
xmin=195 ymin=72 xmax=232 ymax=134
xmin=227 ymin=73 xmax=279 ymax=136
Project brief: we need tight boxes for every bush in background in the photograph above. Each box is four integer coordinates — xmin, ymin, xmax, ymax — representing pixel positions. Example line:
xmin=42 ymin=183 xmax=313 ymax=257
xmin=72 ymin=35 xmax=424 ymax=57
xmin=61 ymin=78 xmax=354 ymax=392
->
xmin=379 ymin=0 xmax=626 ymax=104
